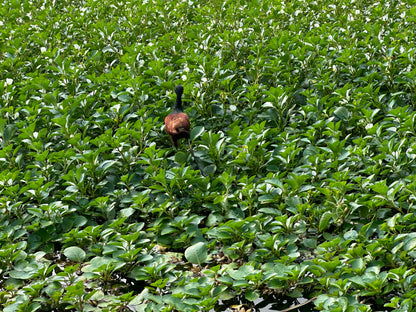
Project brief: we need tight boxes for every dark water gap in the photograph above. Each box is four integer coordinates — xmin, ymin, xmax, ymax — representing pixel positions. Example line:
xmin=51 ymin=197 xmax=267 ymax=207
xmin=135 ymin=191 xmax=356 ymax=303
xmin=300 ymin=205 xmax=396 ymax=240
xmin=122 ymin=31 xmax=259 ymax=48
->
xmin=211 ymin=295 xmax=316 ymax=312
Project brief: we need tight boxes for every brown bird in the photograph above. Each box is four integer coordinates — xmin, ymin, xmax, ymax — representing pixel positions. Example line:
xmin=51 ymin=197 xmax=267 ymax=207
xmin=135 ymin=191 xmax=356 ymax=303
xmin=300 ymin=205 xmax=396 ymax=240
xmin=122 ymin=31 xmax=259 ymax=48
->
xmin=165 ymin=85 xmax=206 ymax=176
xmin=165 ymin=85 xmax=190 ymax=149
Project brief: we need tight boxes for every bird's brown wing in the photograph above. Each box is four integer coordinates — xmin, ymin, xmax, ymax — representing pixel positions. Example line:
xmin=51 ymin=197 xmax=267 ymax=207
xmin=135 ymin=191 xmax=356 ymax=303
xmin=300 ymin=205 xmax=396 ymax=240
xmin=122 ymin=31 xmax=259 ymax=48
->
xmin=165 ymin=113 xmax=190 ymax=135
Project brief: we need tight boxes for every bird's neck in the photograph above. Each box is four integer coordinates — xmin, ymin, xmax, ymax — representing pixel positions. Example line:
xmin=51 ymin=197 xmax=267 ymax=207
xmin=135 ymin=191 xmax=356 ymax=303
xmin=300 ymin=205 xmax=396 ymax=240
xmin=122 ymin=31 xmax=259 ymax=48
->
xmin=173 ymin=97 xmax=183 ymax=113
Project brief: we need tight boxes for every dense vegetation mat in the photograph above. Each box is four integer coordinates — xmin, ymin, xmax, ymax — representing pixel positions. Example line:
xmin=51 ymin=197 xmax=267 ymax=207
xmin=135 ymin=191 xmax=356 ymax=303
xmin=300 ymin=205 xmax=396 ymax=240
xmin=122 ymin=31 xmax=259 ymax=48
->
xmin=1 ymin=0 xmax=416 ymax=311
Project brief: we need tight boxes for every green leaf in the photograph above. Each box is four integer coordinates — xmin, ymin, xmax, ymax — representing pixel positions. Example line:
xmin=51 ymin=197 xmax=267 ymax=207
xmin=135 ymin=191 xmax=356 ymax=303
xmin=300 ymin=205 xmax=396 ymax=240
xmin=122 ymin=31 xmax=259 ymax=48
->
xmin=303 ymin=238 xmax=317 ymax=248
xmin=191 ymin=126 xmax=205 ymax=140
xmin=64 ymin=246 xmax=86 ymax=262
xmin=371 ymin=180 xmax=388 ymax=196
xmin=203 ymin=164 xmax=216 ymax=175
xmin=404 ymin=236 xmax=416 ymax=251
xmin=212 ymin=285 xmax=228 ymax=297
xmin=118 ymin=93 xmax=131 ymax=103
xmin=351 ymin=258 xmax=365 ymax=272
xmin=184 ymin=242 xmax=207 ymax=265
xmin=334 ymin=106 xmax=350 ymax=120
xmin=4 ymin=124 xmax=17 ymax=141
xmin=73 ymin=215 xmax=88 ymax=227
xmin=0 ymin=119 xmax=6 ymax=135
xmin=9 ymin=270 xmax=37 ymax=279
xmin=245 ymin=289 xmax=260 ymax=302
xmin=217 ymin=276 xmax=233 ymax=285
xmin=319 ymin=211 xmax=332 ymax=232
xmin=175 ymin=151 xmax=187 ymax=164
xmin=118 ymin=208 xmax=135 ymax=218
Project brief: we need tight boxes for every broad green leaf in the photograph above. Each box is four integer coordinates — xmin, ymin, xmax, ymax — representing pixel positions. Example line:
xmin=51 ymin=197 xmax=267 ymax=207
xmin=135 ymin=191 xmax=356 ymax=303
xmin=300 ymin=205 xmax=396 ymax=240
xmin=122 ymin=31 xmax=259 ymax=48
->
xmin=303 ymin=238 xmax=317 ymax=248
xmin=404 ymin=236 xmax=416 ymax=251
xmin=73 ymin=215 xmax=88 ymax=227
xmin=9 ymin=270 xmax=37 ymax=279
xmin=191 ymin=126 xmax=204 ymax=140
xmin=212 ymin=285 xmax=228 ymax=297
xmin=203 ymin=164 xmax=216 ymax=175
xmin=4 ymin=124 xmax=17 ymax=141
xmin=0 ymin=119 xmax=6 ymax=135
xmin=319 ymin=211 xmax=332 ymax=232
xmin=217 ymin=276 xmax=233 ymax=285
xmin=351 ymin=258 xmax=365 ymax=272
xmin=371 ymin=180 xmax=388 ymax=196
xmin=44 ymin=281 xmax=63 ymax=298
xmin=118 ymin=93 xmax=131 ymax=103
xmin=174 ymin=151 xmax=187 ymax=164
xmin=118 ymin=208 xmax=135 ymax=218
xmin=64 ymin=246 xmax=86 ymax=262
xmin=334 ymin=106 xmax=350 ymax=120
xmin=184 ymin=242 xmax=207 ymax=265
xmin=245 ymin=289 xmax=260 ymax=302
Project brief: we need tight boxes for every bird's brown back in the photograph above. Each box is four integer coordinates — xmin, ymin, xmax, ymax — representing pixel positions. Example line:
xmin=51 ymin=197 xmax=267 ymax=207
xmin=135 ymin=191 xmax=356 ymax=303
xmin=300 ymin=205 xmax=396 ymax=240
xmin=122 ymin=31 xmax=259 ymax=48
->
xmin=165 ymin=112 xmax=190 ymax=136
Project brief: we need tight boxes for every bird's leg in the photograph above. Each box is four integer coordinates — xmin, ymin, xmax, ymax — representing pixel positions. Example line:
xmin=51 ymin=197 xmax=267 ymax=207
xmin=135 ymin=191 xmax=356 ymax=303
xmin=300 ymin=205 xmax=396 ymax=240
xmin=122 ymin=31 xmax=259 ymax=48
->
xmin=170 ymin=136 xmax=178 ymax=149
xmin=188 ymin=138 xmax=192 ymax=152
xmin=187 ymin=139 xmax=194 ymax=158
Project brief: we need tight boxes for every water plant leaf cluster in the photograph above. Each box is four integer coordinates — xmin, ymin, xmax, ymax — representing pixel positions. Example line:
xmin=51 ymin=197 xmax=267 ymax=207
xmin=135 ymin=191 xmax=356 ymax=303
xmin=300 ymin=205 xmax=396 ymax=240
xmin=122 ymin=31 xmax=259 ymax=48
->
xmin=1 ymin=0 xmax=416 ymax=311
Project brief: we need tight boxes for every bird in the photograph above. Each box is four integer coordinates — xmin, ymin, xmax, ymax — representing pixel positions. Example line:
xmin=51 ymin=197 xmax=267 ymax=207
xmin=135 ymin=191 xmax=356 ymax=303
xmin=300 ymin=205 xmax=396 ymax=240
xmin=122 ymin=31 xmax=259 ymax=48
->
xmin=165 ymin=85 xmax=191 ymax=149
xmin=164 ymin=85 xmax=206 ymax=176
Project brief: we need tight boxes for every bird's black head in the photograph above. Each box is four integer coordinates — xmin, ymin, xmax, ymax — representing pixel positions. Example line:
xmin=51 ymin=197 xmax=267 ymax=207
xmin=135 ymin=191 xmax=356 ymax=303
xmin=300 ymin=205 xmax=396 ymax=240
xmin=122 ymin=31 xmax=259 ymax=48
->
xmin=175 ymin=85 xmax=184 ymax=96
xmin=173 ymin=85 xmax=184 ymax=113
